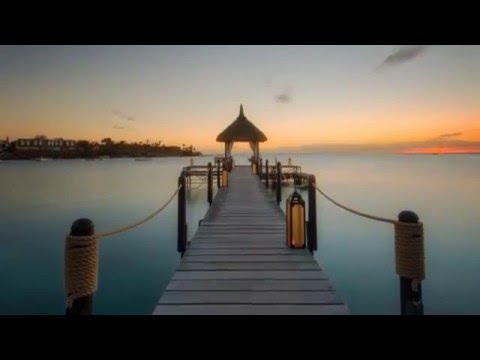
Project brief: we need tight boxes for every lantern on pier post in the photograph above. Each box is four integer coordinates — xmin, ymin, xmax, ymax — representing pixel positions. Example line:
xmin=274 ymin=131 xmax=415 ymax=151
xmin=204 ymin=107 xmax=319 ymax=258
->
xmin=222 ymin=163 xmax=229 ymax=187
xmin=265 ymin=159 xmax=269 ymax=188
xmin=286 ymin=190 xmax=306 ymax=249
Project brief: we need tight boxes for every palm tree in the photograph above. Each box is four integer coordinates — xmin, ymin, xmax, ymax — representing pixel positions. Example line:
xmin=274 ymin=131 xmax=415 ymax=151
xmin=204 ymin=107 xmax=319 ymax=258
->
xmin=101 ymin=138 xmax=113 ymax=146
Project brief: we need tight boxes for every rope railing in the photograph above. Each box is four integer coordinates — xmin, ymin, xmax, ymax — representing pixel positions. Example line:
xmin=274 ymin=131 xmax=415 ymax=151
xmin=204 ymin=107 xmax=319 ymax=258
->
xmin=68 ymin=184 xmax=182 ymax=242
xmin=65 ymin=158 xmax=425 ymax=315
xmin=312 ymin=181 xmax=425 ymax=314
xmin=189 ymin=176 xmax=208 ymax=190
xmin=313 ymin=183 xmax=396 ymax=224
xmin=271 ymin=166 xmax=425 ymax=315
xmin=64 ymin=184 xmax=182 ymax=312
xmin=65 ymin=163 xmax=216 ymax=314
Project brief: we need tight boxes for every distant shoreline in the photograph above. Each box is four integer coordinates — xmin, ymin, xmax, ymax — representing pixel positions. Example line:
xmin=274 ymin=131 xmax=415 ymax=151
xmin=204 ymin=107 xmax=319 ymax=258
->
xmin=2 ymin=152 xmax=480 ymax=161
xmin=0 ymin=154 xmax=204 ymax=161
xmin=0 ymin=138 xmax=203 ymax=160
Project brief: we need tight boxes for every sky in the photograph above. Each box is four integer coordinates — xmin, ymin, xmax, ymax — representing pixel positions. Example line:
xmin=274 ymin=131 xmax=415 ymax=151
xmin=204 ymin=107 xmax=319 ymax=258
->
xmin=0 ymin=45 xmax=479 ymax=154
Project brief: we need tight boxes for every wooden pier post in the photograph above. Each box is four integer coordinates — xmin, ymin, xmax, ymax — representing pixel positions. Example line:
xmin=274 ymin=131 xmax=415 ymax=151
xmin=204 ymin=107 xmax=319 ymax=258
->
xmin=208 ymin=162 xmax=213 ymax=206
xmin=178 ymin=171 xmax=187 ymax=257
xmin=398 ymin=210 xmax=424 ymax=315
xmin=265 ymin=160 xmax=269 ymax=189
xmin=259 ymin=158 xmax=263 ymax=178
xmin=307 ymin=175 xmax=318 ymax=254
xmin=216 ymin=160 xmax=220 ymax=189
xmin=66 ymin=218 xmax=95 ymax=315
xmin=276 ymin=162 xmax=282 ymax=204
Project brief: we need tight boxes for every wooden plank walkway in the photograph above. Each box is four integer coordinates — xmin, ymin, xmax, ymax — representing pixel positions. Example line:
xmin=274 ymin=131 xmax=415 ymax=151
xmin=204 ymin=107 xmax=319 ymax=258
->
xmin=153 ymin=166 xmax=349 ymax=315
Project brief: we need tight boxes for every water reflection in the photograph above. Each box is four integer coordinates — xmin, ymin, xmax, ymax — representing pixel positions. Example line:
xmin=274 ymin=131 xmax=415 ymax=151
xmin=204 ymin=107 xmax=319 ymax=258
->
xmin=0 ymin=154 xmax=479 ymax=314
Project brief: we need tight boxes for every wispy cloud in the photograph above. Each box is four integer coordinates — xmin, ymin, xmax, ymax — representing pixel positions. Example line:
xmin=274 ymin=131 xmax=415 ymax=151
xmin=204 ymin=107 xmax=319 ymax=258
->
xmin=113 ymin=110 xmax=135 ymax=122
xmin=377 ymin=46 xmax=428 ymax=70
xmin=274 ymin=87 xmax=293 ymax=104
xmin=439 ymin=132 xmax=463 ymax=139
xmin=113 ymin=125 xmax=134 ymax=131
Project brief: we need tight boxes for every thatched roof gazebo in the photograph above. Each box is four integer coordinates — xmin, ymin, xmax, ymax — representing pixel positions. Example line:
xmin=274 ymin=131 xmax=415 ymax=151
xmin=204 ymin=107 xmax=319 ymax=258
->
xmin=216 ymin=105 xmax=267 ymax=165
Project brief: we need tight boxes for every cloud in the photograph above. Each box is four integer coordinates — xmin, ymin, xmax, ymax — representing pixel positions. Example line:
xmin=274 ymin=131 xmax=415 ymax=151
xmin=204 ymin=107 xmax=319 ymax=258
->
xmin=274 ymin=87 xmax=293 ymax=104
xmin=113 ymin=125 xmax=134 ymax=131
xmin=275 ymin=93 xmax=291 ymax=103
xmin=439 ymin=132 xmax=462 ymax=138
xmin=113 ymin=110 xmax=135 ymax=122
xmin=377 ymin=46 xmax=428 ymax=70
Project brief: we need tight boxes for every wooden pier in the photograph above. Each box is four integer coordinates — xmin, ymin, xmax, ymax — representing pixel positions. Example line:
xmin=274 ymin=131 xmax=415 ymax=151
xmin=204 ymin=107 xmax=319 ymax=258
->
xmin=153 ymin=166 xmax=350 ymax=315
xmin=64 ymin=105 xmax=425 ymax=316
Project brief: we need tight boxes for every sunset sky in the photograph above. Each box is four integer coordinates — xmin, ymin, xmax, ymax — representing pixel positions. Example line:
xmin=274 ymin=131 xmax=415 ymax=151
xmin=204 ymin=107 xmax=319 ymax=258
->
xmin=1 ymin=45 xmax=479 ymax=153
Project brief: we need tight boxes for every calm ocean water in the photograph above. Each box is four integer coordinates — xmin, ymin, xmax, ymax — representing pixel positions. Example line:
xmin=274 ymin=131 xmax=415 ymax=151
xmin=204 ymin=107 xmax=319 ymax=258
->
xmin=1 ymin=154 xmax=479 ymax=314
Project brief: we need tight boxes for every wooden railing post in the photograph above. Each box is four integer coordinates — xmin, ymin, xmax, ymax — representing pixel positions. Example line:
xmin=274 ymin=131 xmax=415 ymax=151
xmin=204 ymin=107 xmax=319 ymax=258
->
xmin=307 ymin=175 xmax=317 ymax=254
xmin=259 ymin=158 xmax=263 ymax=178
xmin=265 ymin=160 xmax=269 ymax=189
xmin=398 ymin=210 xmax=424 ymax=315
xmin=177 ymin=171 xmax=187 ymax=257
xmin=66 ymin=218 xmax=95 ymax=315
xmin=276 ymin=162 xmax=282 ymax=204
xmin=216 ymin=160 xmax=220 ymax=189
xmin=207 ymin=162 xmax=213 ymax=206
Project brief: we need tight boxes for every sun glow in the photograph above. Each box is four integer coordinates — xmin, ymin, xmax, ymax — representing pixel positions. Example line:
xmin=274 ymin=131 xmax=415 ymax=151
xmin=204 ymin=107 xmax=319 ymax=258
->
xmin=399 ymin=146 xmax=480 ymax=154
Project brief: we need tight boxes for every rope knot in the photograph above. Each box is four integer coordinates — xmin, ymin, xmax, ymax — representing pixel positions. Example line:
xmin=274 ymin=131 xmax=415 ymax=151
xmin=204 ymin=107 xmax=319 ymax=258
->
xmin=394 ymin=221 xmax=425 ymax=287
xmin=64 ymin=234 xmax=100 ymax=308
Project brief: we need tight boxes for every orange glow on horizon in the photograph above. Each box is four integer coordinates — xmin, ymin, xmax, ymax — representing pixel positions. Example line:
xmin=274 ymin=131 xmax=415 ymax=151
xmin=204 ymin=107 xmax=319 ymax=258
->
xmin=2 ymin=112 xmax=479 ymax=153
xmin=399 ymin=147 xmax=480 ymax=154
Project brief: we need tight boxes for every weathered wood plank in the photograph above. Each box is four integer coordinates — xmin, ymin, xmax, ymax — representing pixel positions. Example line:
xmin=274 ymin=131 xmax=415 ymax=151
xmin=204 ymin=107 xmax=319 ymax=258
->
xmin=188 ymin=244 xmax=286 ymax=249
xmin=192 ymin=235 xmax=284 ymax=239
xmin=153 ymin=304 xmax=350 ymax=315
xmin=171 ymin=270 xmax=328 ymax=280
xmin=159 ymin=291 xmax=342 ymax=304
xmin=176 ymin=262 xmax=320 ymax=271
xmin=182 ymin=255 xmax=314 ymax=262
xmin=166 ymin=279 xmax=333 ymax=291
xmin=186 ymin=248 xmax=309 ymax=255
xmin=191 ymin=236 xmax=286 ymax=248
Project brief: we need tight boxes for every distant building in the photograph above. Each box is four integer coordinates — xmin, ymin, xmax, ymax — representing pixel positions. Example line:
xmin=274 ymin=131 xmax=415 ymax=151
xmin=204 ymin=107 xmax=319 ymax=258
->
xmin=15 ymin=138 xmax=77 ymax=151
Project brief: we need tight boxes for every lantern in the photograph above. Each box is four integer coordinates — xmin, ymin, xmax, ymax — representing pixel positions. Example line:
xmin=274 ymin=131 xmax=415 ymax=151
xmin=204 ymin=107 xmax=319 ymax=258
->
xmin=288 ymin=157 xmax=292 ymax=166
xmin=286 ymin=190 xmax=306 ymax=249
xmin=222 ymin=166 xmax=229 ymax=187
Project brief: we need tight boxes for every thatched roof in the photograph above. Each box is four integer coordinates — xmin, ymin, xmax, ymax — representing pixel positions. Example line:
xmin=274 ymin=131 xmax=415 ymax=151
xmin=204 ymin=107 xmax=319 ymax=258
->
xmin=216 ymin=105 xmax=268 ymax=142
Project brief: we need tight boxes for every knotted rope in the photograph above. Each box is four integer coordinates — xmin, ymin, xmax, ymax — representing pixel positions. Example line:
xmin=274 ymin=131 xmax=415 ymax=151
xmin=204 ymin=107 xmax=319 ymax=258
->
xmin=65 ymin=184 xmax=182 ymax=308
xmin=394 ymin=221 xmax=425 ymax=290
xmin=313 ymin=183 xmax=425 ymax=288
xmin=65 ymin=235 xmax=98 ymax=308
